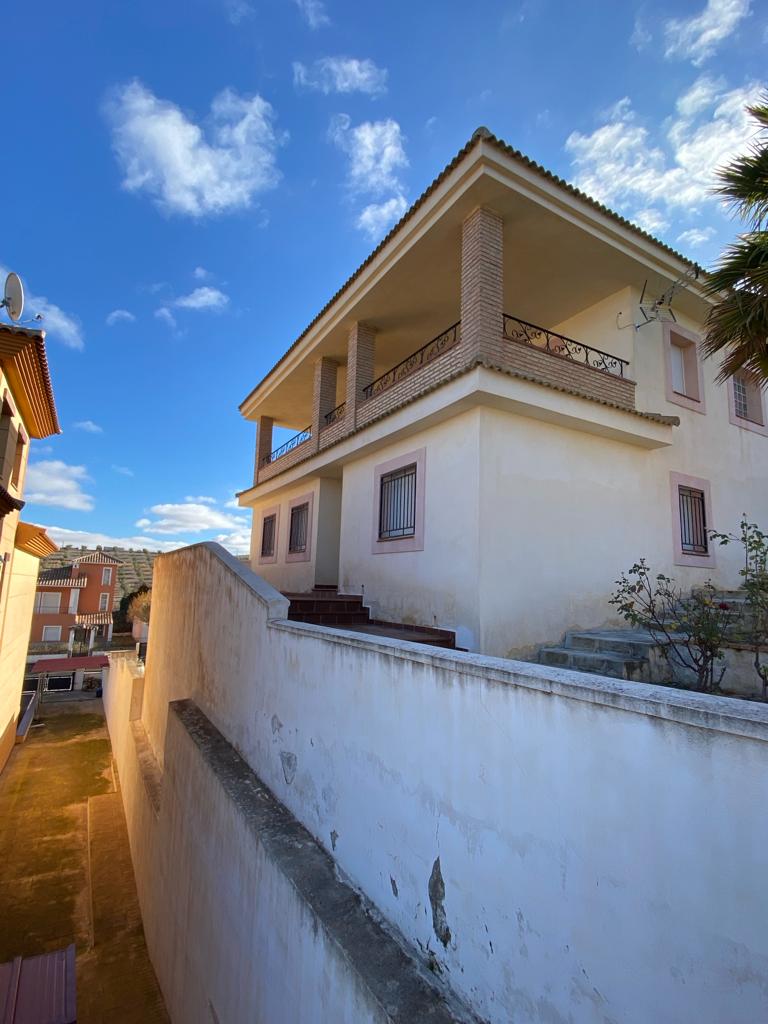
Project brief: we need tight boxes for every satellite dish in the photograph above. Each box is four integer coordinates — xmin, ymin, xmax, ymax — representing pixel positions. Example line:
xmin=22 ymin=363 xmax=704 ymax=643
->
xmin=2 ymin=273 xmax=24 ymax=322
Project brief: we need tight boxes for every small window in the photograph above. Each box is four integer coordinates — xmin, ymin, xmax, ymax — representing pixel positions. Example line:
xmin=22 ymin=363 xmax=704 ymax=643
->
xmin=99 ymin=592 xmax=109 ymax=612
xmin=35 ymin=591 xmax=61 ymax=614
xmin=42 ymin=625 xmax=62 ymax=642
xmin=670 ymin=341 xmax=687 ymax=395
xmin=261 ymin=514 xmax=276 ymax=558
xmin=664 ymin=327 xmax=704 ymax=412
xmin=68 ymin=589 xmax=79 ymax=614
xmin=102 ymin=567 xmax=112 ymax=585
xmin=11 ymin=432 xmax=24 ymax=488
xmin=379 ymin=463 xmax=417 ymax=540
xmin=678 ymin=486 xmax=708 ymax=555
xmin=288 ymin=503 xmax=309 ymax=554
xmin=733 ymin=373 xmax=763 ymax=425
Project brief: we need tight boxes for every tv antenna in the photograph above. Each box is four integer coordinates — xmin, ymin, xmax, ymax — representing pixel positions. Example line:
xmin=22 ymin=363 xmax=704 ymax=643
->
xmin=617 ymin=265 xmax=700 ymax=330
xmin=1 ymin=272 xmax=24 ymax=323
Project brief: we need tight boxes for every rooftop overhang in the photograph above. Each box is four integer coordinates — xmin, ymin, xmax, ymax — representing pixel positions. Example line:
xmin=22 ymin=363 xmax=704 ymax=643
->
xmin=0 ymin=484 xmax=24 ymax=518
xmin=15 ymin=522 xmax=58 ymax=558
xmin=0 ymin=324 xmax=61 ymax=438
xmin=239 ymin=129 xmax=709 ymax=429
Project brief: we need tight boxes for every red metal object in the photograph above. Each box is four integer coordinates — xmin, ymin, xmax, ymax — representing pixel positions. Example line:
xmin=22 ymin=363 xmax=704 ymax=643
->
xmin=28 ymin=655 xmax=108 ymax=676
xmin=0 ymin=944 xmax=76 ymax=1023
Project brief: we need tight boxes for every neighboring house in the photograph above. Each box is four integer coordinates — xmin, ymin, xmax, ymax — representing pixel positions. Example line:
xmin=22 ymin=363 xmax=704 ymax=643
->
xmin=237 ymin=127 xmax=768 ymax=658
xmin=0 ymin=323 xmax=60 ymax=772
xmin=31 ymin=551 xmax=122 ymax=653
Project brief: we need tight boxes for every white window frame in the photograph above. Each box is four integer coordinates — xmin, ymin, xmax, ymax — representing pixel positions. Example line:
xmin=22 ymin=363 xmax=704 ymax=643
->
xmin=68 ymin=589 xmax=79 ymax=614
xmin=35 ymin=591 xmax=61 ymax=614
xmin=102 ymin=567 xmax=112 ymax=585
xmin=42 ymin=625 xmax=62 ymax=642
xmin=99 ymin=592 xmax=110 ymax=612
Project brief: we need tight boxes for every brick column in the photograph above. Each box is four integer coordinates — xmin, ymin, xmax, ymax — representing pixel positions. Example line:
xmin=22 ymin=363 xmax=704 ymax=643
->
xmin=311 ymin=357 xmax=339 ymax=450
xmin=254 ymin=416 xmax=273 ymax=483
xmin=460 ymin=206 xmax=504 ymax=366
xmin=345 ymin=322 xmax=376 ymax=428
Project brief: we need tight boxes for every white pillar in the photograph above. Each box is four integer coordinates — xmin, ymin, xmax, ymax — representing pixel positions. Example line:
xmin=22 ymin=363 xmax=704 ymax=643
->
xmin=88 ymin=627 xmax=95 ymax=654
xmin=107 ymin=622 xmax=113 ymax=642
xmin=67 ymin=628 xmax=75 ymax=656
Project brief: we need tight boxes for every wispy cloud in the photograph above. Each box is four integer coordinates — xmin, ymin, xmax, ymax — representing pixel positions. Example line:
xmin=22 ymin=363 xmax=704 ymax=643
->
xmin=155 ymin=307 xmax=177 ymax=331
xmin=664 ymin=0 xmax=751 ymax=65
xmin=294 ymin=0 xmax=329 ymax=29
xmin=105 ymin=80 xmax=284 ymax=217
xmin=41 ymin=524 xmax=184 ymax=552
xmin=112 ymin=464 xmax=135 ymax=476
xmin=677 ymin=226 xmax=716 ymax=247
xmin=106 ymin=308 xmax=135 ymax=326
xmin=223 ymin=0 xmax=253 ymax=24
xmin=329 ymin=115 xmax=408 ymax=240
xmin=293 ymin=57 xmax=387 ymax=96
xmin=565 ymin=76 xmax=765 ymax=233
xmin=25 ymin=460 xmax=94 ymax=511
xmin=193 ymin=266 xmax=209 ymax=280
xmin=0 ymin=264 xmax=83 ymax=350
xmin=630 ymin=13 xmax=652 ymax=51
xmin=174 ymin=286 xmax=229 ymax=311
xmin=73 ymin=420 xmax=103 ymax=434
xmin=185 ymin=494 xmax=217 ymax=504
xmin=136 ymin=500 xmax=247 ymax=535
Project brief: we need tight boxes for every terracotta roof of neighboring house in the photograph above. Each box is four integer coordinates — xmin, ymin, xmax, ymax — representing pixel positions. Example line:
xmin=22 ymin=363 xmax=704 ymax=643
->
xmin=75 ymin=612 xmax=113 ymax=626
xmin=0 ymin=484 xmax=24 ymax=517
xmin=15 ymin=522 xmax=58 ymax=558
xmin=240 ymin=126 xmax=701 ymax=412
xmin=0 ymin=324 xmax=60 ymax=437
xmin=37 ymin=566 xmax=87 ymax=587
xmin=71 ymin=551 xmax=124 ymax=565
xmin=29 ymin=655 xmax=109 ymax=675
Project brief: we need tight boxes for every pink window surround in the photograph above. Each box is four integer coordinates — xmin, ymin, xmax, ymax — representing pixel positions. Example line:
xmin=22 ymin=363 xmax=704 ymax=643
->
xmin=371 ymin=447 xmax=426 ymax=555
xmin=670 ymin=471 xmax=716 ymax=569
xmin=286 ymin=491 xmax=314 ymax=563
xmin=258 ymin=504 xmax=280 ymax=565
xmin=727 ymin=376 xmax=768 ymax=436
xmin=663 ymin=323 xmax=706 ymax=415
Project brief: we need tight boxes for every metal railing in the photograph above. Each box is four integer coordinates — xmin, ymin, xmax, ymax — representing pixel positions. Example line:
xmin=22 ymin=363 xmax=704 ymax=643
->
xmin=362 ymin=322 xmax=461 ymax=400
xmin=324 ymin=401 xmax=346 ymax=426
xmin=261 ymin=426 xmax=312 ymax=467
xmin=502 ymin=314 xmax=629 ymax=378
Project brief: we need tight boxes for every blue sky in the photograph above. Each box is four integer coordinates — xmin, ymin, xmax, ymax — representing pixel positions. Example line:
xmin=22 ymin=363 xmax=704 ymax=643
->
xmin=5 ymin=0 xmax=765 ymax=553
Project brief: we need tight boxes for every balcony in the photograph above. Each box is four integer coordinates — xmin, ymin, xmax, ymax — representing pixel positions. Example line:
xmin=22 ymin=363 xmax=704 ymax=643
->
xmin=256 ymin=312 xmax=638 ymax=482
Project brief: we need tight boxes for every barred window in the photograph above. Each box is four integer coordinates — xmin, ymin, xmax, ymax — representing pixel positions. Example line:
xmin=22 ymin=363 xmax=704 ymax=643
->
xmin=261 ymin=513 xmax=276 ymax=557
xmin=678 ymin=486 xmax=708 ymax=555
xmin=733 ymin=374 xmax=763 ymax=425
xmin=288 ymin=503 xmax=309 ymax=554
xmin=379 ymin=464 xmax=417 ymax=540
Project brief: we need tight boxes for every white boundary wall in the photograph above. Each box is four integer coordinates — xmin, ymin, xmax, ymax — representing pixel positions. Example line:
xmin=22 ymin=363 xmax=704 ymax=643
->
xmin=121 ymin=543 xmax=768 ymax=1024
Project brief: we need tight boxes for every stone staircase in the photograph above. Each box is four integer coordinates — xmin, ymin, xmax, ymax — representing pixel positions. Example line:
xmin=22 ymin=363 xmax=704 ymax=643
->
xmin=283 ymin=589 xmax=456 ymax=649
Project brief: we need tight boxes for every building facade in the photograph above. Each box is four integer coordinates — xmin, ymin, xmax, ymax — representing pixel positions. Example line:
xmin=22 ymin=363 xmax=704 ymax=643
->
xmin=31 ymin=551 xmax=122 ymax=654
xmin=237 ymin=128 xmax=768 ymax=658
xmin=0 ymin=323 xmax=60 ymax=772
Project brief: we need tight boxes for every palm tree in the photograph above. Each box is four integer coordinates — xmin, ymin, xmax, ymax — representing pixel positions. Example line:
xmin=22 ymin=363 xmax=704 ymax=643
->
xmin=702 ymin=94 xmax=768 ymax=383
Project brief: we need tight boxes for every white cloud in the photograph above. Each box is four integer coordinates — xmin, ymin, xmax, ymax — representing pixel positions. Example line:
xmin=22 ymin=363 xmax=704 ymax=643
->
xmin=632 ymin=208 xmax=670 ymax=234
xmin=155 ymin=307 xmax=177 ymax=331
xmin=329 ymin=115 xmax=409 ymax=240
xmin=224 ymin=0 xmax=253 ymax=23
xmin=185 ymin=494 xmax=217 ymax=504
xmin=174 ymin=286 xmax=229 ymax=311
xmin=106 ymin=80 xmax=283 ymax=217
xmin=565 ymin=77 xmax=765 ymax=228
xmin=664 ymin=0 xmax=751 ymax=65
xmin=677 ymin=226 xmax=716 ymax=247
xmin=294 ymin=0 xmax=329 ymax=29
xmin=41 ymin=524 xmax=184 ymax=553
xmin=356 ymin=196 xmax=408 ymax=239
xmin=25 ymin=461 xmax=94 ymax=511
xmin=136 ymin=501 xmax=248 ymax=535
xmin=630 ymin=14 xmax=652 ymax=51
xmin=293 ymin=57 xmax=387 ymax=96
xmin=112 ymin=464 xmax=135 ymax=476
xmin=0 ymin=264 xmax=83 ymax=350
xmin=73 ymin=420 xmax=103 ymax=434
xmin=211 ymin=524 xmax=250 ymax=555
xmin=106 ymin=308 xmax=135 ymax=326
xmin=193 ymin=266 xmax=209 ymax=280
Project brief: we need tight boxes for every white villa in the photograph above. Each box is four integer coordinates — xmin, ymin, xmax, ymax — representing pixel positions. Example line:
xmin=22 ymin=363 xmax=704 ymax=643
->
xmin=237 ymin=126 xmax=768 ymax=659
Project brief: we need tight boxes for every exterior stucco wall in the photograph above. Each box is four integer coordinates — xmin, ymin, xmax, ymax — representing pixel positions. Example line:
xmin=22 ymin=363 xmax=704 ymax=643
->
xmin=338 ymin=410 xmax=481 ymax=647
xmin=248 ymin=477 xmax=324 ymax=593
xmin=0 ymin=548 xmax=38 ymax=768
xmin=122 ymin=544 xmax=768 ymax=1024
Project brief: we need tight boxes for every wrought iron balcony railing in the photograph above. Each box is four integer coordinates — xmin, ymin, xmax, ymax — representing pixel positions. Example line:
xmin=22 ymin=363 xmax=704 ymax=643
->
xmin=324 ymin=401 xmax=346 ymax=426
xmin=261 ymin=425 xmax=311 ymax=467
xmin=363 ymin=322 xmax=460 ymax=401
xmin=503 ymin=314 xmax=629 ymax=378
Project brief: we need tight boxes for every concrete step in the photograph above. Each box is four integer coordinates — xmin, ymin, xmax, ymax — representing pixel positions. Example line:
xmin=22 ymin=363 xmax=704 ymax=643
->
xmin=539 ymin=646 xmax=649 ymax=681
xmin=288 ymin=611 xmax=372 ymax=626
xmin=287 ymin=598 xmax=365 ymax=615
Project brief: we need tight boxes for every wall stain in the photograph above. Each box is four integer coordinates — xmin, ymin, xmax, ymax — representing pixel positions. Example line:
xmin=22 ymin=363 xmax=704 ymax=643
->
xmin=270 ymin=714 xmax=283 ymax=735
xmin=330 ymin=829 xmax=338 ymax=851
xmin=390 ymin=876 xmax=398 ymax=898
xmin=280 ymin=750 xmax=297 ymax=785
xmin=428 ymin=856 xmax=451 ymax=948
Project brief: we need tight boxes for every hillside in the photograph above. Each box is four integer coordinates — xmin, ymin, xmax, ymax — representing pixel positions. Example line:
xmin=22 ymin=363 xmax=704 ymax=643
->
xmin=40 ymin=547 xmax=158 ymax=604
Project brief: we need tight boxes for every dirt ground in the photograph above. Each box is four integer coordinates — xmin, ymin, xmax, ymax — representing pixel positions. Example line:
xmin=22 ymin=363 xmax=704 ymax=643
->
xmin=0 ymin=698 xmax=169 ymax=1023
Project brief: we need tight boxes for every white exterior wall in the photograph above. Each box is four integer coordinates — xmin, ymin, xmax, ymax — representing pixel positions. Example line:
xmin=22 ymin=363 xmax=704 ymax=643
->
xmin=120 ymin=544 xmax=768 ymax=1024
